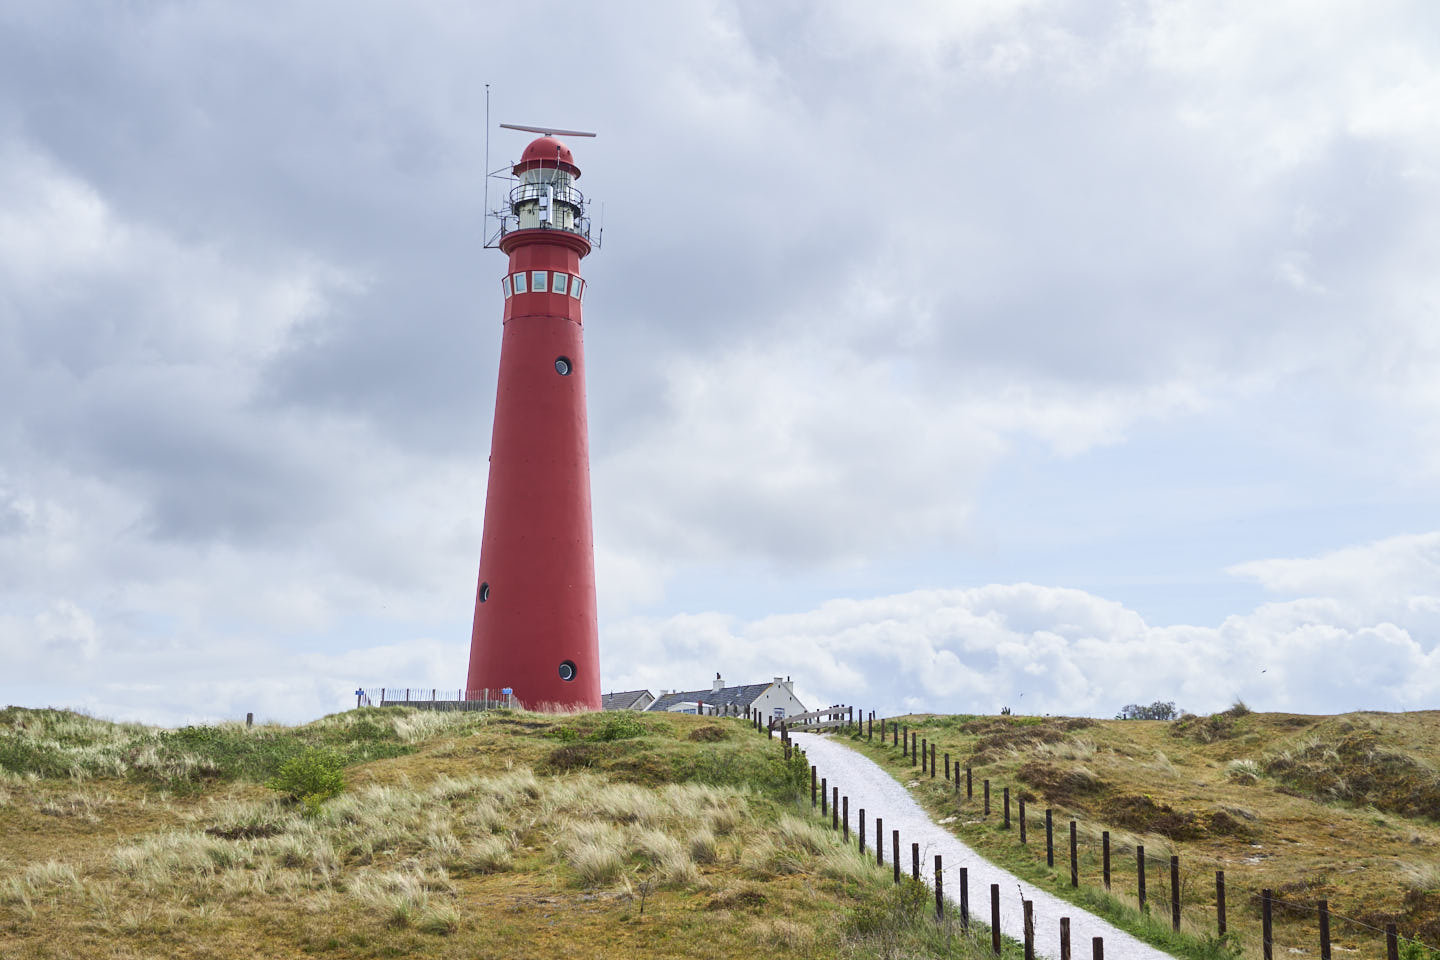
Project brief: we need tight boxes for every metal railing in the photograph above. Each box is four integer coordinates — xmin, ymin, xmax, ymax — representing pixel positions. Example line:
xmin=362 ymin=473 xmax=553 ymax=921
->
xmin=495 ymin=213 xmax=594 ymax=244
xmin=354 ymin=687 xmax=515 ymax=710
xmin=508 ymin=181 xmax=585 ymax=209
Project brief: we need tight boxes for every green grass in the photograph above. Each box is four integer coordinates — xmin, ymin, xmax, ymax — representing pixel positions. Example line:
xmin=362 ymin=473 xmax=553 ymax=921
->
xmin=0 ymin=706 xmax=414 ymax=791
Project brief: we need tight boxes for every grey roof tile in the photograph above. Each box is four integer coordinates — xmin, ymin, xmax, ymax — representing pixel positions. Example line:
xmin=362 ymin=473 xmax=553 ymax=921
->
xmin=647 ymin=682 xmax=777 ymax=713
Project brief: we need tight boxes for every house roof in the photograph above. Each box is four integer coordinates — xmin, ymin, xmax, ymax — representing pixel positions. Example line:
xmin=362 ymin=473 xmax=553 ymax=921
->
xmin=600 ymin=689 xmax=653 ymax=711
xmin=647 ymin=682 xmax=777 ymax=713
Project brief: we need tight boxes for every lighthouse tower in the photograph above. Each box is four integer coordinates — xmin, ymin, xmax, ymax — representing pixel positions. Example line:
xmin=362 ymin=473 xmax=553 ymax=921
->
xmin=466 ymin=132 xmax=600 ymax=710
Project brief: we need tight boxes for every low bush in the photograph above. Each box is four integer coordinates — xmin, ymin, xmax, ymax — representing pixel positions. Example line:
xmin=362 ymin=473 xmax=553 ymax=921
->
xmin=266 ymin=750 xmax=346 ymax=812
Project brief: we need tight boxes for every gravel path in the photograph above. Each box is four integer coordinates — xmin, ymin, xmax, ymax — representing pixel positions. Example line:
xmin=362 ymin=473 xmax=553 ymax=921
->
xmin=790 ymin=732 xmax=1175 ymax=960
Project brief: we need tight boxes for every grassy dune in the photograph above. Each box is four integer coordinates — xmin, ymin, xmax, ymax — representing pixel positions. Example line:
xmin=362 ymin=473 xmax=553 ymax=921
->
xmin=846 ymin=708 xmax=1440 ymax=960
xmin=0 ymin=706 xmax=1012 ymax=960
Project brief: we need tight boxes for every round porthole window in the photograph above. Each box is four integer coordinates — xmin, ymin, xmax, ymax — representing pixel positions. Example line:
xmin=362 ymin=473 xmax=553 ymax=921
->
xmin=558 ymin=660 xmax=577 ymax=682
xmin=478 ymin=582 xmax=490 ymax=602
xmin=554 ymin=357 xmax=572 ymax=376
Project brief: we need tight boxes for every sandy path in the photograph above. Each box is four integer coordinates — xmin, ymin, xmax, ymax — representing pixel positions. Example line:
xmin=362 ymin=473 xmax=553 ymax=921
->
xmin=790 ymin=732 xmax=1174 ymax=960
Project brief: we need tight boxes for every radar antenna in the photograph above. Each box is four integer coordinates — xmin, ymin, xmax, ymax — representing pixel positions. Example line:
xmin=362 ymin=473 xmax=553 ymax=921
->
xmin=499 ymin=123 xmax=597 ymax=138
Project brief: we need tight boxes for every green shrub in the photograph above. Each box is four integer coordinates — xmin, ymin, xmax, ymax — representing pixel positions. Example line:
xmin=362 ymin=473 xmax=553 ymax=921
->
xmin=1400 ymin=940 xmax=1440 ymax=960
xmin=589 ymin=713 xmax=648 ymax=742
xmin=266 ymin=750 xmax=345 ymax=811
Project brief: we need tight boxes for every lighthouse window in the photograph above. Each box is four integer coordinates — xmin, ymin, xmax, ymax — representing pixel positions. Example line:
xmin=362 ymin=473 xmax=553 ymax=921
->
xmin=531 ymin=271 xmax=548 ymax=293
xmin=553 ymin=274 xmax=571 ymax=296
xmin=571 ymin=278 xmax=584 ymax=300
xmin=558 ymin=660 xmax=577 ymax=682
xmin=555 ymin=356 xmax=572 ymax=376
xmin=501 ymin=276 xmax=512 ymax=298
xmin=478 ymin=582 xmax=490 ymax=603
xmin=512 ymin=272 xmax=527 ymax=294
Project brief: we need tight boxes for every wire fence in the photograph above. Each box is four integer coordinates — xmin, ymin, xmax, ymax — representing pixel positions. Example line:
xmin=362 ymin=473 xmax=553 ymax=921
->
xmin=764 ymin=714 xmax=1108 ymax=960
xmin=819 ymin=711 xmax=1440 ymax=960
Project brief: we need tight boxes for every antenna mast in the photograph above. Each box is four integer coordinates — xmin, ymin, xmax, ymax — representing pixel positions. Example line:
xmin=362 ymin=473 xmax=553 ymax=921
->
xmin=483 ymin=84 xmax=491 ymax=248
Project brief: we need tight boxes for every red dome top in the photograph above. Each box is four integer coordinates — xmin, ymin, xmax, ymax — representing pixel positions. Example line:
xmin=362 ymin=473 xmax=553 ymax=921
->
xmin=514 ymin=136 xmax=581 ymax=178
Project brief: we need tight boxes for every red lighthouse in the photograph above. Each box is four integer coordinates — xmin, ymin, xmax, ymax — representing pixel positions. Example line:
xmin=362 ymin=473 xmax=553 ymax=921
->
xmin=466 ymin=129 xmax=600 ymax=710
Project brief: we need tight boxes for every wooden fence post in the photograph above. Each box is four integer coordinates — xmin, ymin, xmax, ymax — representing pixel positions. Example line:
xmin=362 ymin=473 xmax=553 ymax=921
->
xmin=1137 ymin=845 xmax=1147 ymax=911
xmin=1004 ymin=788 xmax=1011 ymax=829
xmin=946 ymin=752 xmax=951 ymax=779
xmin=922 ymin=737 xmax=927 ymax=771
xmin=936 ymin=854 xmax=944 ymax=919
xmin=246 ymin=712 xmax=253 ymax=727
xmin=842 ymin=795 xmax=849 ymax=841
xmin=811 ymin=765 xmax=817 ymax=807
xmin=1020 ymin=798 xmax=1027 ymax=842
xmin=1093 ymin=937 xmax=1104 ymax=960
xmin=1170 ymin=855 xmax=1180 ymax=931
xmin=1386 ymin=924 xmax=1399 ymax=960
xmin=832 ymin=787 xmax=839 ymax=831
xmin=868 ymin=712 xmax=873 ymax=740
xmin=1319 ymin=899 xmax=1331 ymax=960
xmin=960 ymin=866 xmax=969 ymax=930
xmin=1216 ymin=870 xmax=1226 ymax=936
xmin=893 ymin=831 xmax=901 ymax=885
xmin=912 ymin=842 xmax=919 ymax=882
xmin=1061 ymin=917 xmax=1071 ymax=960
xmin=1262 ymin=889 xmax=1273 ymax=960
xmin=931 ymin=743 xmax=936 ymax=778
xmin=967 ymin=766 xmax=973 ymax=798
xmin=821 ymin=778 xmax=828 ymax=816
xmin=1103 ymin=831 xmax=1111 ymax=889
xmin=984 ymin=780 xmax=991 ymax=816
xmin=991 ymin=884 xmax=1002 ymax=957
xmin=1071 ymin=821 xmax=1080 ymax=887
xmin=1046 ymin=809 xmax=1055 ymax=866
xmin=876 ymin=817 xmax=884 ymax=866
xmin=1024 ymin=899 xmax=1035 ymax=960
xmin=902 ymin=725 xmax=908 ymax=756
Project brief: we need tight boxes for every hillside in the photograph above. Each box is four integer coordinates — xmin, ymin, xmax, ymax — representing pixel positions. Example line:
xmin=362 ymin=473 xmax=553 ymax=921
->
xmin=850 ymin=708 xmax=1440 ymax=960
xmin=0 ymin=706 xmax=998 ymax=960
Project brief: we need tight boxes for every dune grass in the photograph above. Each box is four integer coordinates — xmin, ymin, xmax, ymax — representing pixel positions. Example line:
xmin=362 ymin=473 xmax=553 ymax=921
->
xmin=0 ymin=705 xmax=1015 ymax=959
xmin=844 ymin=708 xmax=1440 ymax=960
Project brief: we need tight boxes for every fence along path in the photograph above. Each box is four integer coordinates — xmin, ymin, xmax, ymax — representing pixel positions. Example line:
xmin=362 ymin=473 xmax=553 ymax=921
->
xmin=791 ymin=731 xmax=1171 ymax=960
xmin=847 ymin=711 xmax=1435 ymax=960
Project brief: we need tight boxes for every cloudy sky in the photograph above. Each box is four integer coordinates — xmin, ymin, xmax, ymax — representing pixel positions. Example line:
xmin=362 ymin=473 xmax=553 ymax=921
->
xmin=2 ymin=1 xmax=1438 ymax=725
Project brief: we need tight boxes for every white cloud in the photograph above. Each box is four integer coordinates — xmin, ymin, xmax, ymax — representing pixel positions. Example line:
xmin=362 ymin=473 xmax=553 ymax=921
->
xmin=2 ymin=3 xmax=1440 ymax=727
xmin=1228 ymin=531 xmax=1440 ymax=630
xmin=601 ymin=533 xmax=1440 ymax=719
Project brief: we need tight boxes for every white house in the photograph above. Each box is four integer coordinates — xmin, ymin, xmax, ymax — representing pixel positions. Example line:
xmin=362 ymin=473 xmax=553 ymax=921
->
xmin=646 ymin=675 xmax=806 ymax=721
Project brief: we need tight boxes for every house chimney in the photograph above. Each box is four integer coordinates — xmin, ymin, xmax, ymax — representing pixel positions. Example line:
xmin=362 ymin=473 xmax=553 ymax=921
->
xmin=712 ymin=673 xmax=724 ymax=692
